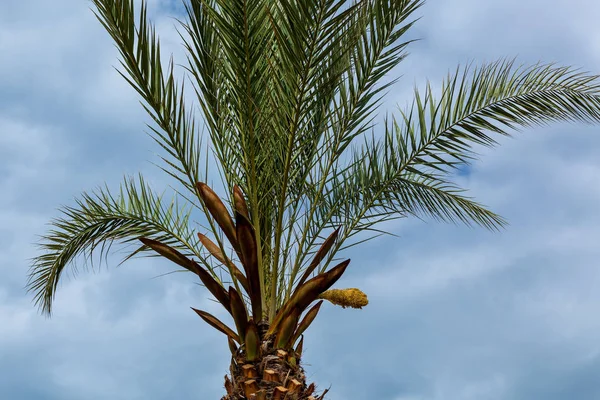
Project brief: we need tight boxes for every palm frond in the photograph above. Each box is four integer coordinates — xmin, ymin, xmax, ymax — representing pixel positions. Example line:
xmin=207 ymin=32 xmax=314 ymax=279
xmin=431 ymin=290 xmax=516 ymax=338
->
xmin=26 ymin=174 xmax=213 ymax=316
xmin=90 ymin=0 xmax=204 ymax=204
xmin=265 ymin=0 xmax=368 ymax=320
xmin=308 ymin=58 xmax=600 ymax=274
xmin=283 ymin=0 xmax=423 ymax=306
xmin=395 ymin=58 xmax=600 ymax=178
xmin=389 ymin=174 xmax=507 ymax=229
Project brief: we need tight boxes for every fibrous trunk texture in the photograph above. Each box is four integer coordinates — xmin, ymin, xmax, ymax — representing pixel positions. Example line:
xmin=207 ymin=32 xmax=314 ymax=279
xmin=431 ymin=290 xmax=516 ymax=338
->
xmin=221 ymin=320 xmax=328 ymax=400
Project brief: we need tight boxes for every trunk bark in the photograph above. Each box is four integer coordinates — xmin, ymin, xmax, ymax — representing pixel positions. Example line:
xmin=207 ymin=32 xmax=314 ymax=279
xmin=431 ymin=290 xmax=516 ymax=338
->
xmin=220 ymin=319 xmax=329 ymax=400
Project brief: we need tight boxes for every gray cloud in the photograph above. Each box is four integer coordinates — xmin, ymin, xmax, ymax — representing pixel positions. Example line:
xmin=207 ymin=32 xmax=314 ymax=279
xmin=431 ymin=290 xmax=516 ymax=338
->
xmin=2 ymin=0 xmax=600 ymax=399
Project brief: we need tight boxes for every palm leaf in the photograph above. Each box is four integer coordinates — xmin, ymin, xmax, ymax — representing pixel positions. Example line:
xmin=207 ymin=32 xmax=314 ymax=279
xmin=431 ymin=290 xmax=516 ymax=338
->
xmin=292 ymin=227 xmax=341 ymax=295
xmin=197 ymin=232 xmax=250 ymax=294
xmin=275 ymin=307 xmax=300 ymax=349
xmin=236 ymin=212 xmax=263 ymax=320
xmin=138 ymin=237 xmax=198 ymax=272
xmin=191 ymin=307 xmax=240 ymax=343
xmin=228 ymin=286 xmax=249 ymax=343
xmin=139 ymin=237 xmax=232 ymax=312
xmin=307 ymin=58 xmax=600 ymax=276
xmin=90 ymin=0 xmax=204 ymax=202
xmin=26 ymin=174 xmax=210 ymax=315
xmin=294 ymin=334 xmax=304 ymax=357
xmin=196 ymin=182 xmax=240 ymax=254
xmin=267 ymin=259 xmax=349 ymax=337
xmin=245 ymin=319 xmax=261 ymax=362
xmin=233 ymin=184 xmax=250 ymax=220
xmin=290 ymin=300 xmax=323 ymax=348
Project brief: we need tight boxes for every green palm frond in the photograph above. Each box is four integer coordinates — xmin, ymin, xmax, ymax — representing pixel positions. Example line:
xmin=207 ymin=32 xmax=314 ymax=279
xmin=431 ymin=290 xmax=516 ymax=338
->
xmin=88 ymin=0 xmax=244 ymax=305
xmin=396 ymin=58 xmax=600 ymax=177
xmin=283 ymin=0 xmax=424 ymax=304
xmin=264 ymin=0 xmax=369 ymax=320
xmin=26 ymin=174 xmax=216 ymax=315
xmin=306 ymin=58 xmax=600 ymax=275
xmin=90 ymin=0 xmax=204 ymax=206
xmin=393 ymin=174 xmax=505 ymax=229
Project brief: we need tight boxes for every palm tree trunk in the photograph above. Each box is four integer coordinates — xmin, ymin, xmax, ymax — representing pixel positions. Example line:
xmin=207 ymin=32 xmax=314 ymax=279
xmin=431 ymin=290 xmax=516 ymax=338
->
xmin=221 ymin=319 xmax=328 ymax=400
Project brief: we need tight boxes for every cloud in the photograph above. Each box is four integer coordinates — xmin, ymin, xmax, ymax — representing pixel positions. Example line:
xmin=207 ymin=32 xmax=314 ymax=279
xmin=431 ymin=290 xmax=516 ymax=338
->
xmin=2 ymin=0 xmax=600 ymax=399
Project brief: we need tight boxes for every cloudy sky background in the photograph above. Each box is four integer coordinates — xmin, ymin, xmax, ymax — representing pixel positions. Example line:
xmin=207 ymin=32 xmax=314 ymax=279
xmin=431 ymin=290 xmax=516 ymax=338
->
xmin=2 ymin=0 xmax=600 ymax=399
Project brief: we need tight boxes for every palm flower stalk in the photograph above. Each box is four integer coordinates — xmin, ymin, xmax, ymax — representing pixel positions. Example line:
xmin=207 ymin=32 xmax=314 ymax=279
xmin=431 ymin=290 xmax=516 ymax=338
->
xmin=318 ymin=288 xmax=369 ymax=309
xmin=26 ymin=0 xmax=600 ymax=399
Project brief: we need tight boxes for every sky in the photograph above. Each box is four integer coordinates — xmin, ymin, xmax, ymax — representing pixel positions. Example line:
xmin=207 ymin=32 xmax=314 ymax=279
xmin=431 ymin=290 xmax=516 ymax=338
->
xmin=1 ymin=0 xmax=600 ymax=399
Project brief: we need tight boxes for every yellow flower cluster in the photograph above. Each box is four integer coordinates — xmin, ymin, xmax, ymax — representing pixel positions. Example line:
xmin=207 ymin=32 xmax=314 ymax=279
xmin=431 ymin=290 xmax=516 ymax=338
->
xmin=318 ymin=288 xmax=368 ymax=309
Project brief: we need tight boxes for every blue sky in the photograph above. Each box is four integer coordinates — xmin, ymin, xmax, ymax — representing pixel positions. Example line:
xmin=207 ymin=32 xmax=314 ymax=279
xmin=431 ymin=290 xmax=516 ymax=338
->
xmin=2 ymin=0 xmax=600 ymax=399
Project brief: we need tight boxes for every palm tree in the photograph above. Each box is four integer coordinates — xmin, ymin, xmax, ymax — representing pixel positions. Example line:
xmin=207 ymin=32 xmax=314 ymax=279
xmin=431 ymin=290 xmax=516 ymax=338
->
xmin=27 ymin=0 xmax=600 ymax=399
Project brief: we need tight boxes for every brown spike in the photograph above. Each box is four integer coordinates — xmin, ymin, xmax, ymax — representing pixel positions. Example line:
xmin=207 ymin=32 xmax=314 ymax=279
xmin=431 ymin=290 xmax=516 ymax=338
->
xmin=139 ymin=237 xmax=231 ymax=312
xmin=191 ymin=259 xmax=231 ymax=312
xmin=317 ymin=388 xmax=330 ymax=400
xmin=228 ymin=336 xmax=238 ymax=356
xmin=231 ymin=269 xmax=251 ymax=296
xmin=235 ymin=211 xmax=262 ymax=320
xmin=224 ymin=375 xmax=233 ymax=395
xmin=229 ymin=286 xmax=249 ymax=343
xmin=138 ymin=237 xmax=196 ymax=272
xmin=233 ymin=184 xmax=250 ymax=220
xmin=295 ymin=261 xmax=349 ymax=312
xmin=190 ymin=307 xmax=240 ymax=343
xmin=291 ymin=301 xmax=323 ymax=347
xmin=306 ymin=383 xmax=315 ymax=396
xmin=266 ymin=259 xmax=350 ymax=337
xmin=245 ymin=319 xmax=260 ymax=362
xmin=275 ymin=307 xmax=300 ymax=349
xmin=196 ymin=182 xmax=239 ymax=252
xmin=196 ymin=232 xmax=228 ymax=264
xmin=294 ymin=227 xmax=341 ymax=292
xmin=197 ymin=233 xmax=250 ymax=293
xmin=294 ymin=335 xmax=304 ymax=358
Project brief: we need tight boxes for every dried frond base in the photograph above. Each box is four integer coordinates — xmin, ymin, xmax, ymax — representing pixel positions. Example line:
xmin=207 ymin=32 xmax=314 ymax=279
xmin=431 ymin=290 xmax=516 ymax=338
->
xmin=221 ymin=319 xmax=327 ymax=400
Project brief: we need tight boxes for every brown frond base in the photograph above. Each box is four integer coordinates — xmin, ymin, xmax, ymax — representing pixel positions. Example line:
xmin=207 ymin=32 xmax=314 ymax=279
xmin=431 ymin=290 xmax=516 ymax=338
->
xmin=221 ymin=320 xmax=328 ymax=400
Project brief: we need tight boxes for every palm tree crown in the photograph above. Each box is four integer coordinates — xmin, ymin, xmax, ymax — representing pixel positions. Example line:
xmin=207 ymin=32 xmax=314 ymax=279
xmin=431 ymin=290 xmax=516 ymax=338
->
xmin=26 ymin=0 xmax=600 ymax=398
